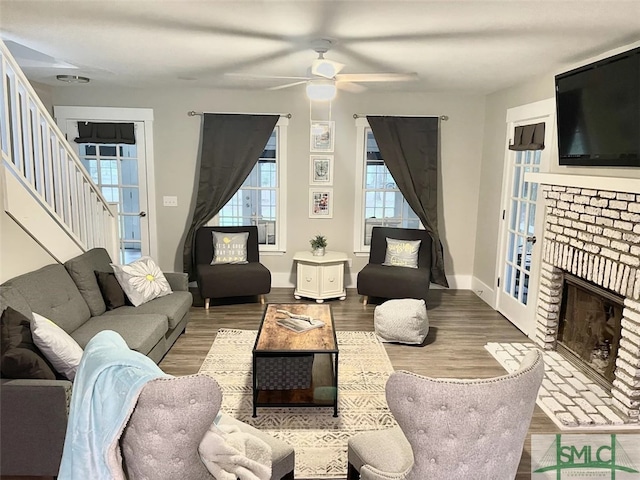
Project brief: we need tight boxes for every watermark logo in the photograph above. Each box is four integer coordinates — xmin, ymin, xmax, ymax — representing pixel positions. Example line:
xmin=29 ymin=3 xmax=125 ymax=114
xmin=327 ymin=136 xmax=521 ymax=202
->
xmin=532 ymin=434 xmax=640 ymax=479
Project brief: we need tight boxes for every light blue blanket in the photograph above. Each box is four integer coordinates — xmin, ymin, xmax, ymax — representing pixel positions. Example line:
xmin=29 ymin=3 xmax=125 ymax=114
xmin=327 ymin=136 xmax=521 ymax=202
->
xmin=58 ymin=330 xmax=167 ymax=479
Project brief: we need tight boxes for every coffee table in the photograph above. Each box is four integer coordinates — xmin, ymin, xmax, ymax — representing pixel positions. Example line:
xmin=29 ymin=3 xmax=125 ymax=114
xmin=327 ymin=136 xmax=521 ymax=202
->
xmin=252 ymin=303 xmax=339 ymax=417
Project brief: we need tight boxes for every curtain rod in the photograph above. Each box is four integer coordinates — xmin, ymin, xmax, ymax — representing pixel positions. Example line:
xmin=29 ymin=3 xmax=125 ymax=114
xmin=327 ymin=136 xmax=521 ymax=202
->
xmin=353 ymin=114 xmax=448 ymax=121
xmin=188 ymin=111 xmax=292 ymax=119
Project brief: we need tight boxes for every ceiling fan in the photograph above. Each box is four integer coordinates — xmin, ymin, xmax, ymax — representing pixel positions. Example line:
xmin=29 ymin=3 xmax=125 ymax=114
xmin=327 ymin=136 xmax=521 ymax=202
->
xmin=226 ymin=39 xmax=418 ymax=98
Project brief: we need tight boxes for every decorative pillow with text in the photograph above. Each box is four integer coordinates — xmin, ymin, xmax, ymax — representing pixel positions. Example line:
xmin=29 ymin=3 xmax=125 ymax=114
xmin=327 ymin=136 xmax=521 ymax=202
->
xmin=211 ymin=231 xmax=249 ymax=265
xmin=382 ymin=238 xmax=421 ymax=269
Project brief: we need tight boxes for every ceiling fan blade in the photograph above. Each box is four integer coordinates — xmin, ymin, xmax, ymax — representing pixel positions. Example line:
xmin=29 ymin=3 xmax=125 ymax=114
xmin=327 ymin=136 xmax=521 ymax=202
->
xmin=336 ymin=73 xmax=418 ymax=83
xmin=268 ymin=81 xmax=308 ymax=91
xmin=337 ymin=81 xmax=367 ymax=93
xmin=226 ymin=72 xmax=311 ymax=81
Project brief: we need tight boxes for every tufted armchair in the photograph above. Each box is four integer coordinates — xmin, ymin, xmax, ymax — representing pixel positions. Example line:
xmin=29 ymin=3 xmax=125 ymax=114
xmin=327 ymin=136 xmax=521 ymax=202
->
xmin=347 ymin=350 xmax=544 ymax=480
xmin=121 ymin=374 xmax=295 ymax=480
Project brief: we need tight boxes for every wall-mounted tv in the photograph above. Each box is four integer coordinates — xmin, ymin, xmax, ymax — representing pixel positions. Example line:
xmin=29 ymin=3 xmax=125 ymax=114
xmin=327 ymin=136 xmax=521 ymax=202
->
xmin=555 ymin=47 xmax=640 ymax=167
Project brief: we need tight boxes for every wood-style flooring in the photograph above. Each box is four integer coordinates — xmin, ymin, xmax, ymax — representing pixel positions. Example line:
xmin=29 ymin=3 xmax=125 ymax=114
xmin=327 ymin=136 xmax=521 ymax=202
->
xmin=0 ymin=288 xmax=568 ymax=480
xmin=159 ymin=287 xmax=560 ymax=480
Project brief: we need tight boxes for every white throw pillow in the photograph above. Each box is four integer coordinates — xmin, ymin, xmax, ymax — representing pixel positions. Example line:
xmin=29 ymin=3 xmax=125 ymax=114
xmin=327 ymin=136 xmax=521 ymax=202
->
xmin=31 ymin=312 xmax=84 ymax=380
xmin=111 ymin=256 xmax=172 ymax=307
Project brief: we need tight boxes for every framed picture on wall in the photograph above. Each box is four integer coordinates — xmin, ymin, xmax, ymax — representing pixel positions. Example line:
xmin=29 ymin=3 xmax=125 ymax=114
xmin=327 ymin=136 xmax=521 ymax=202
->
xmin=309 ymin=188 xmax=333 ymax=218
xmin=309 ymin=155 xmax=334 ymax=185
xmin=310 ymin=121 xmax=335 ymax=152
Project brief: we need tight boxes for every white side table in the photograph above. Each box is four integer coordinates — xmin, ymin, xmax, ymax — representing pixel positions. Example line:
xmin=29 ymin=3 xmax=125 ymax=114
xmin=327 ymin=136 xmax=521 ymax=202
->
xmin=293 ymin=251 xmax=349 ymax=303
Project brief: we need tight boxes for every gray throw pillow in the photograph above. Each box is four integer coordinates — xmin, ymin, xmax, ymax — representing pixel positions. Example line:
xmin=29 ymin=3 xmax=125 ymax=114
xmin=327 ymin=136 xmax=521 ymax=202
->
xmin=211 ymin=231 xmax=249 ymax=265
xmin=382 ymin=238 xmax=421 ymax=268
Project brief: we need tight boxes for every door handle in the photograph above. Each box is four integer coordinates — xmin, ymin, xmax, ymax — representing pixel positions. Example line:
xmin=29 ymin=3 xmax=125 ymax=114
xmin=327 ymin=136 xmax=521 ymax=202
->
xmin=139 ymin=211 xmax=147 ymax=217
xmin=526 ymin=235 xmax=536 ymax=244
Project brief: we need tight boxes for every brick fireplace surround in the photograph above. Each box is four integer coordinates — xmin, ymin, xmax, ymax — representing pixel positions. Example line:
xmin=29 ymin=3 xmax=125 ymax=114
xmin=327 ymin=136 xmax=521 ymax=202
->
xmin=533 ymin=175 xmax=640 ymax=424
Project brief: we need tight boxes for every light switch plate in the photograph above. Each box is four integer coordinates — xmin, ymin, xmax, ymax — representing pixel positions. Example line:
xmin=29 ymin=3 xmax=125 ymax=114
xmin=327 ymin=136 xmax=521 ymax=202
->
xmin=163 ymin=196 xmax=178 ymax=207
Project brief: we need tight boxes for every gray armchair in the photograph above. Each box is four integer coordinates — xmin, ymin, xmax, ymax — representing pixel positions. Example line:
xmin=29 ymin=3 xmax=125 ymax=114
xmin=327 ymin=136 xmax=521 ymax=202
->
xmin=195 ymin=226 xmax=271 ymax=309
xmin=121 ymin=374 xmax=295 ymax=480
xmin=347 ymin=350 xmax=544 ymax=480
xmin=357 ymin=227 xmax=433 ymax=305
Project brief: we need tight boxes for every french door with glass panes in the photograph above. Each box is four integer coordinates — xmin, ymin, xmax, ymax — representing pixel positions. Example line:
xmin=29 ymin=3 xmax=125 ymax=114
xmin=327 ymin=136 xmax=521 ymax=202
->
xmin=75 ymin=140 xmax=148 ymax=263
xmin=496 ymin=99 xmax=554 ymax=337
xmin=54 ymin=107 xmax=154 ymax=264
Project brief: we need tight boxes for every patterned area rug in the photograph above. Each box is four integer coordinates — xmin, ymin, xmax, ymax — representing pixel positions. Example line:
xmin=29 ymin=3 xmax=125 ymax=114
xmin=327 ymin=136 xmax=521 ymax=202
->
xmin=198 ymin=328 xmax=396 ymax=479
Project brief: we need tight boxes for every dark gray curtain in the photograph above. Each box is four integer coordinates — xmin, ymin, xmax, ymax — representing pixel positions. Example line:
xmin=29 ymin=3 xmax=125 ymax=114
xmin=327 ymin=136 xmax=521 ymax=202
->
xmin=509 ymin=122 xmax=545 ymax=151
xmin=183 ymin=113 xmax=279 ymax=280
xmin=74 ymin=122 xmax=135 ymax=144
xmin=367 ymin=115 xmax=448 ymax=287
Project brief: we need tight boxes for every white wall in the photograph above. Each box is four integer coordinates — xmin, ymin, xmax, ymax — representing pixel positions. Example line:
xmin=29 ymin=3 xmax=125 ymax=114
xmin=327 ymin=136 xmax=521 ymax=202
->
xmin=49 ymin=86 xmax=486 ymax=287
xmin=0 ymin=190 xmax=56 ymax=283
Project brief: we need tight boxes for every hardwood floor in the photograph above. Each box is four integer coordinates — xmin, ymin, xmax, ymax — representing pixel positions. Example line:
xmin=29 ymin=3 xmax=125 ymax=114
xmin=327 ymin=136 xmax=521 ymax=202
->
xmin=159 ymin=287 xmax=560 ymax=480
xmin=0 ymin=288 xmax=563 ymax=480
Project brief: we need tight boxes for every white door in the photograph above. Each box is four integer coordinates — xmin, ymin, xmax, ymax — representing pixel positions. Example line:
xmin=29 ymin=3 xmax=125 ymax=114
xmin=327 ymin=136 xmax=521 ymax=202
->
xmin=54 ymin=107 xmax=156 ymax=264
xmin=496 ymin=99 xmax=555 ymax=337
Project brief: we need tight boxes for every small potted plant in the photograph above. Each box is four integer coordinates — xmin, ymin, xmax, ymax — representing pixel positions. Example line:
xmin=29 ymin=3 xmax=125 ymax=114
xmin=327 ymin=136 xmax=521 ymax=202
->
xmin=310 ymin=234 xmax=327 ymax=256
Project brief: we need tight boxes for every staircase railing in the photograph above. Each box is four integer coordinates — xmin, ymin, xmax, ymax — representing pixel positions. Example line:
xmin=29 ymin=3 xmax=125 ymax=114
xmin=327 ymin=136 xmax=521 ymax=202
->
xmin=0 ymin=40 xmax=117 ymax=262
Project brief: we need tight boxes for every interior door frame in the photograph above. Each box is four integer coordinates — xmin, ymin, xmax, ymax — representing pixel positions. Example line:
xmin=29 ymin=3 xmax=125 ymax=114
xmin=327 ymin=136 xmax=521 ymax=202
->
xmin=53 ymin=106 xmax=157 ymax=261
xmin=494 ymin=98 xmax=555 ymax=337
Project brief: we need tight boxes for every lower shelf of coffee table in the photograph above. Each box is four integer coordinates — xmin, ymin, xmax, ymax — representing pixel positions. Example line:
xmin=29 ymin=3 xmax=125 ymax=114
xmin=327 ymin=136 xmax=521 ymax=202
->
xmin=254 ymin=353 xmax=337 ymax=409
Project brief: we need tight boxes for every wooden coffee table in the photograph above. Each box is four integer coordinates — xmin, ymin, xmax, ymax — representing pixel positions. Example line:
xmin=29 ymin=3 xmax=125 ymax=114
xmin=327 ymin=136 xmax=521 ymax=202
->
xmin=252 ymin=303 xmax=339 ymax=417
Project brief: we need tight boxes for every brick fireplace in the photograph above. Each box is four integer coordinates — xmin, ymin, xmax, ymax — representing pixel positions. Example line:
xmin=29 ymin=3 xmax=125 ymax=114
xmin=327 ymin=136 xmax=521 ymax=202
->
xmin=534 ymin=176 xmax=640 ymax=424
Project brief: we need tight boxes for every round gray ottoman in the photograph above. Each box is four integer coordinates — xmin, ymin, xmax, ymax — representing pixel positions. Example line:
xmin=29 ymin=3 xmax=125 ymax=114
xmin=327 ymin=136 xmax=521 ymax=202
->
xmin=374 ymin=298 xmax=428 ymax=344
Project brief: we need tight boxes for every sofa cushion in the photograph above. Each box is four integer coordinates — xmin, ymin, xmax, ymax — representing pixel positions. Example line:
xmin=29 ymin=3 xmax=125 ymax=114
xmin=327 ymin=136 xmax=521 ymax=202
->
xmin=5 ymin=264 xmax=90 ymax=334
xmin=102 ymin=291 xmax=192 ymax=330
xmin=1 ymin=306 xmax=57 ymax=380
xmin=0 ymin=285 xmax=32 ymax=320
xmin=64 ymin=248 xmax=114 ymax=317
xmin=70 ymin=314 xmax=168 ymax=355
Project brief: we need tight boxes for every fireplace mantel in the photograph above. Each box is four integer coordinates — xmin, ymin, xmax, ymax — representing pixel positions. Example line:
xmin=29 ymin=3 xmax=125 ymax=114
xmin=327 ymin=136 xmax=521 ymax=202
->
xmin=525 ymin=172 xmax=640 ymax=194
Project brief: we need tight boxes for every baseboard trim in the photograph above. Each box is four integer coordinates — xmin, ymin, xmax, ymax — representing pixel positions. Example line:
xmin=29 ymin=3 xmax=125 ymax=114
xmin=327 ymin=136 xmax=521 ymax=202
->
xmin=471 ymin=277 xmax=496 ymax=309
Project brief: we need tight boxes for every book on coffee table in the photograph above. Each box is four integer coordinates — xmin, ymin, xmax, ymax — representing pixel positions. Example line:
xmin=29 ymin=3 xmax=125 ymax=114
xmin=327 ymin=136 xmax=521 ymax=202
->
xmin=277 ymin=317 xmax=325 ymax=333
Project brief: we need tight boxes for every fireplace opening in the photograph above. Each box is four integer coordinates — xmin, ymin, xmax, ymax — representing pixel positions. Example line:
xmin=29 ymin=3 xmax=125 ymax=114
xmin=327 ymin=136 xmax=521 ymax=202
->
xmin=557 ymin=273 xmax=624 ymax=387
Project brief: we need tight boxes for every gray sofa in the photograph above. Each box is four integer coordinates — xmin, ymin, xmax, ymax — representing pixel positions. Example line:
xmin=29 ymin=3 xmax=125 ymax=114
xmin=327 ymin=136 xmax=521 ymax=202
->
xmin=0 ymin=247 xmax=192 ymax=477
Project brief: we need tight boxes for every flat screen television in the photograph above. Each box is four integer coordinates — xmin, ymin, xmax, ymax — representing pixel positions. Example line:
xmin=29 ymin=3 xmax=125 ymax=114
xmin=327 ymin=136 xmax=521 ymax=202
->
xmin=555 ymin=47 xmax=640 ymax=167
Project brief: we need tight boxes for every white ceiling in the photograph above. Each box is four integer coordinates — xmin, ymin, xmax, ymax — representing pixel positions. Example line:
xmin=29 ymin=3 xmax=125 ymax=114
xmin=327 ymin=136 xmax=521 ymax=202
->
xmin=1 ymin=0 xmax=639 ymax=95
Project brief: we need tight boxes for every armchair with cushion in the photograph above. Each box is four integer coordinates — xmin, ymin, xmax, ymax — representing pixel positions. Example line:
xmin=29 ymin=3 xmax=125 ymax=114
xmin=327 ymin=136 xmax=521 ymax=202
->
xmin=122 ymin=374 xmax=295 ymax=480
xmin=357 ymin=227 xmax=432 ymax=305
xmin=347 ymin=349 xmax=544 ymax=480
xmin=195 ymin=226 xmax=271 ymax=309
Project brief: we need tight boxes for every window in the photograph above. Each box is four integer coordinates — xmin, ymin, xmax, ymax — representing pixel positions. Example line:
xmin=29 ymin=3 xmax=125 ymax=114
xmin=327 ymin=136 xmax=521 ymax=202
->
xmin=213 ymin=117 xmax=288 ymax=252
xmin=353 ymin=118 xmax=420 ymax=252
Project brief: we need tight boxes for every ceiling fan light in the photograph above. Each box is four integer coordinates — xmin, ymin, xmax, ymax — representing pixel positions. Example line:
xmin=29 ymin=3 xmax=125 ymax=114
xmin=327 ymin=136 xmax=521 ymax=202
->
xmin=306 ymin=80 xmax=337 ymax=101
xmin=56 ymin=74 xmax=90 ymax=83
xmin=312 ymin=59 xmax=338 ymax=79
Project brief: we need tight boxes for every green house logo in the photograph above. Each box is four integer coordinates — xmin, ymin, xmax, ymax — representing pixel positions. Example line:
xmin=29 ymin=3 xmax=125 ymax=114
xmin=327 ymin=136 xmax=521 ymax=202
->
xmin=532 ymin=434 xmax=640 ymax=479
